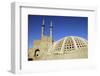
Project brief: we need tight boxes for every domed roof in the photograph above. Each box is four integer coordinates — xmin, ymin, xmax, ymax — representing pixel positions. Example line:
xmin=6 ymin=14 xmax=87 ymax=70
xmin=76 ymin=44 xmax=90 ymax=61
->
xmin=52 ymin=36 xmax=88 ymax=54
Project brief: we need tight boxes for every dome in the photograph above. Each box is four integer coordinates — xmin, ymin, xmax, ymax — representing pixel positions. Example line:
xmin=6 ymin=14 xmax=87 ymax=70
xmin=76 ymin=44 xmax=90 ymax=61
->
xmin=52 ymin=36 xmax=88 ymax=54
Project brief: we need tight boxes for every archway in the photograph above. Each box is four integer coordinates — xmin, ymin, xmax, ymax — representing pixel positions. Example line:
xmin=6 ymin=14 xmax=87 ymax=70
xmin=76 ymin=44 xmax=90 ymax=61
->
xmin=34 ymin=49 xmax=40 ymax=57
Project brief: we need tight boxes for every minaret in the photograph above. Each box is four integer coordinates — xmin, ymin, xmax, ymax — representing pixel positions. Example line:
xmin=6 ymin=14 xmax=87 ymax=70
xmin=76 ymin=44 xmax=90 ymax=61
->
xmin=41 ymin=17 xmax=45 ymax=37
xmin=50 ymin=20 xmax=53 ymax=39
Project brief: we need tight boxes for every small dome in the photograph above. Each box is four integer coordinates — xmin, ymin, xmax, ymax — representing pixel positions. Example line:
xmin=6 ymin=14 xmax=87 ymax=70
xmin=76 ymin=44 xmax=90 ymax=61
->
xmin=53 ymin=36 xmax=88 ymax=54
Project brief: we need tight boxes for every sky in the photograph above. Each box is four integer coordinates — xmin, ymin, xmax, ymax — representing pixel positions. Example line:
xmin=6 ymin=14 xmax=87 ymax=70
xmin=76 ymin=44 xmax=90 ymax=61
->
xmin=28 ymin=15 xmax=88 ymax=48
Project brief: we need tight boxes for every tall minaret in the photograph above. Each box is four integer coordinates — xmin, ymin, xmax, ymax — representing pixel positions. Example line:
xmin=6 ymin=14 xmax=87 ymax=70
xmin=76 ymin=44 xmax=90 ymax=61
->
xmin=41 ymin=17 xmax=45 ymax=37
xmin=50 ymin=20 xmax=53 ymax=39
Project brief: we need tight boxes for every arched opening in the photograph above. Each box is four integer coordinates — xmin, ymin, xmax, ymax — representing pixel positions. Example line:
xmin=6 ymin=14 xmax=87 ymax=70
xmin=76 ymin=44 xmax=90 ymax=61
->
xmin=34 ymin=49 xmax=40 ymax=57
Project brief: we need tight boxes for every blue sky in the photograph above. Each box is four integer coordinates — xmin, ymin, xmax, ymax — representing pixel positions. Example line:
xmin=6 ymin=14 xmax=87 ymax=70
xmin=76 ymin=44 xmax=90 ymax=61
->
xmin=28 ymin=15 xmax=88 ymax=48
